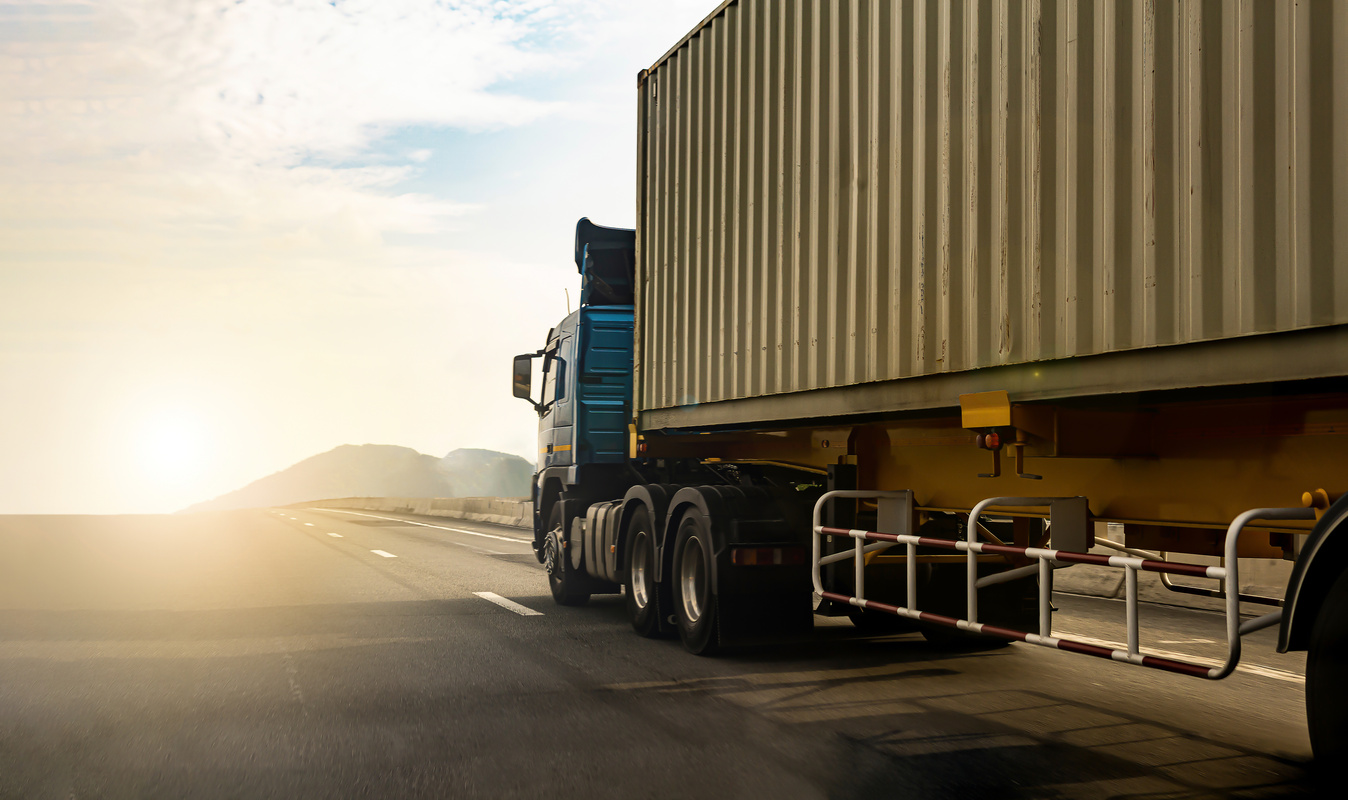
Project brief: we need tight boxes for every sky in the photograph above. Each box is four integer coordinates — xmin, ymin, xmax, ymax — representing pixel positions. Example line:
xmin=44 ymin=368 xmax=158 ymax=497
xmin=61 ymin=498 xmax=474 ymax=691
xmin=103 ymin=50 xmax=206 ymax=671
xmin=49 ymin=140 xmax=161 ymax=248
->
xmin=0 ymin=0 xmax=711 ymax=514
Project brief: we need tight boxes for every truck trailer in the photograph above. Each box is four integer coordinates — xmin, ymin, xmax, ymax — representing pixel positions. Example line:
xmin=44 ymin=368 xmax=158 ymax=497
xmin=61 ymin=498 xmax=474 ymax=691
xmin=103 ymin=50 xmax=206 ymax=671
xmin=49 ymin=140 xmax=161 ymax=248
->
xmin=512 ymin=0 xmax=1348 ymax=760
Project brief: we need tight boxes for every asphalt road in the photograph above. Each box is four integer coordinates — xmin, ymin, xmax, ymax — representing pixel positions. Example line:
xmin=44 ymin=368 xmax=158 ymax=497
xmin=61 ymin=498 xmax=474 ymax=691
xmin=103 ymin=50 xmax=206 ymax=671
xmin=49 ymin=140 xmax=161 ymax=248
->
xmin=0 ymin=508 xmax=1321 ymax=798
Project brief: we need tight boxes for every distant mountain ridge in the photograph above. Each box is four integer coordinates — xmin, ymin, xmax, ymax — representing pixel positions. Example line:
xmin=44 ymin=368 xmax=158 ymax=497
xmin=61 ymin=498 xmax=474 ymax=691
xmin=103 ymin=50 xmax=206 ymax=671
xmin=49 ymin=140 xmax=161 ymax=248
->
xmin=183 ymin=445 xmax=532 ymax=513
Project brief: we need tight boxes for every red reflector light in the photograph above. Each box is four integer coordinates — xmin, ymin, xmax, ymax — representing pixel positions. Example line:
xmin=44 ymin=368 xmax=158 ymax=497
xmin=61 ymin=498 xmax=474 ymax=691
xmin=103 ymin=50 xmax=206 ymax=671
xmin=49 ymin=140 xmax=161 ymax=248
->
xmin=730 ymin=547 xmax=806 ymax=566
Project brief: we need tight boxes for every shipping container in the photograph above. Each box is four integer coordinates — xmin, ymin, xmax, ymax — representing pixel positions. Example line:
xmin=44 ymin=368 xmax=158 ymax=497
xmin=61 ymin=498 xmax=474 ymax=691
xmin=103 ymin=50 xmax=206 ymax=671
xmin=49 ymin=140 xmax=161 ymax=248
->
xmin=635 ymin=0 xmax=1348 ymax=430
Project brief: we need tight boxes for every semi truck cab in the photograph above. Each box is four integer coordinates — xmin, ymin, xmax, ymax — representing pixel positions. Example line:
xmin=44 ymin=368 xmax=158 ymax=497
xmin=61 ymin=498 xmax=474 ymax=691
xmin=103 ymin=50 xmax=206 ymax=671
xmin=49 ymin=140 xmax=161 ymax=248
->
xmin=512 ymin=219 xmax=837 ymax=643
xmin=513 ymin=219 xmax=637 ymax=571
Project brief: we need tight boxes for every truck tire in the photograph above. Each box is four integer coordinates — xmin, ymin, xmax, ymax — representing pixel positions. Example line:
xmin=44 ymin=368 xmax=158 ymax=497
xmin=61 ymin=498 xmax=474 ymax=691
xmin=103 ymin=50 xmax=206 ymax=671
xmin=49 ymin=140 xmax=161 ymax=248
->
xmin=912 ymin=519 xmax=1012 ymax=651
xmin=1307 ymin=568 xmax=1348 ymax=761
xmin=624 ymin=507 xmax=663 ymax=637
xmin=672 ymin=510 xmax=719 ymax=655
xmin=544 ymin=502 xmax=589 ymax=607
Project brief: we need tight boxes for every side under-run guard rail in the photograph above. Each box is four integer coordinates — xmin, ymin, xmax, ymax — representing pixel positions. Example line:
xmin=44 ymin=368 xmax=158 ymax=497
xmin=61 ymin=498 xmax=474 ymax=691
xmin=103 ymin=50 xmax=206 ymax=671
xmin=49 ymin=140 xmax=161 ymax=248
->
xmin=811 ymin=491 xmax=1316 ymax=680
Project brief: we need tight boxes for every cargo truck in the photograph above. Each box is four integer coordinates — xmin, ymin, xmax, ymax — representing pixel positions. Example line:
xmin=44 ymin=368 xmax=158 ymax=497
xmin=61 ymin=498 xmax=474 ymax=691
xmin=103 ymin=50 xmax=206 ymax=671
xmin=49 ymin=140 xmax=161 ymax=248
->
xmin=512 ymin=0 xmax=1348 ymax=760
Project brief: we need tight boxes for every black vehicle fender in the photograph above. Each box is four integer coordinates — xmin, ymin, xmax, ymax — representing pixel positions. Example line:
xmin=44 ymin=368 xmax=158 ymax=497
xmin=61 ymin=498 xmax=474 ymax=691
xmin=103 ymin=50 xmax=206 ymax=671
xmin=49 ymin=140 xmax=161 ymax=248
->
xmin=532 ymin=470 xmax=569 ymax=561
xmin=616 ymin=484 xmax=679 ymax=580
xmin=529 ymin=473 xmax=542 ymax=561
xmin=660 ymin=485 xmax=793 ymax=593
xmin=1280 ymin=492 xmax=1348 ymax=653
xmin=662 ymin=486 xmax=732 ymax=593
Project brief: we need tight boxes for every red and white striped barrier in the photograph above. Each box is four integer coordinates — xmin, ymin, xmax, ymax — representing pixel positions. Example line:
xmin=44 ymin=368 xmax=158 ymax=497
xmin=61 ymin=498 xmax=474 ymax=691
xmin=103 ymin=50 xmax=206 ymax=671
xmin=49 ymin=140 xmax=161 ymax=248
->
xmin=810 ymin=491 xmax=1315 ymax=680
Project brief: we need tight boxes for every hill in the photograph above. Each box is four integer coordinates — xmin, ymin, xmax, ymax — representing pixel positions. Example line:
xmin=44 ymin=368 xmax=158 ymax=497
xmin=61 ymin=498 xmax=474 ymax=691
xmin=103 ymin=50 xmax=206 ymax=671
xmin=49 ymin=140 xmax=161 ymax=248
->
xmin=183 ymin=445 xmax=532 ymax=512
xmin=438 ymin=448 xmax=535 ymax=499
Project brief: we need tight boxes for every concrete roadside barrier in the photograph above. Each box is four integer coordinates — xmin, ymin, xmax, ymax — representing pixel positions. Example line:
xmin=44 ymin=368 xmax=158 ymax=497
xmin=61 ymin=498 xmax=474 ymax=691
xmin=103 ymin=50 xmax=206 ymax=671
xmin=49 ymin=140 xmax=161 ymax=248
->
xmin=294 ymin=497 xmax=532 ymax=529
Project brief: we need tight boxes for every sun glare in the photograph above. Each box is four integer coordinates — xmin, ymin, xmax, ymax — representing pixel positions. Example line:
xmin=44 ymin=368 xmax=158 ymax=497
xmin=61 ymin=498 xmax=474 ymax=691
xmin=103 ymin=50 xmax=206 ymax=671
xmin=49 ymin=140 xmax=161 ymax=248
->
xmin=138 ymin=412 xmax=210 ymax=483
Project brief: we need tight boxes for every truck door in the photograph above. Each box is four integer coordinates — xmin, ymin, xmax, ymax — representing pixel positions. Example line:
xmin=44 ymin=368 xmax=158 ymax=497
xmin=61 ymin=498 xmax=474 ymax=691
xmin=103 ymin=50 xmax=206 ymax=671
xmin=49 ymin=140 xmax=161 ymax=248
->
xmin=537 ymin=315 xmax=576 ymax=470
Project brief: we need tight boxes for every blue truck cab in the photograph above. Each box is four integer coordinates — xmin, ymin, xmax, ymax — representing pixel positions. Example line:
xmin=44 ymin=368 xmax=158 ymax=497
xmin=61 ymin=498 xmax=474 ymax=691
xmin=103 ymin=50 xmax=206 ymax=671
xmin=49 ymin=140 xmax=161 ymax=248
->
xmin=512 ymin=218 xmax=816 ymax=640
xmin=512 ymin=219 xmax=636 ymax=560
xmin=531 ymin=306 xmax=634 ymax=474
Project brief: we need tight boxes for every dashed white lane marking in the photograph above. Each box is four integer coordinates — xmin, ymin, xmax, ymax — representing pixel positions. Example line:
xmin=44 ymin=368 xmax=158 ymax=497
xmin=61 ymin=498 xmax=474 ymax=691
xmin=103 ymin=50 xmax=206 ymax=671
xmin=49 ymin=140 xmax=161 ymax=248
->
xmin=304 ymin=523 xmax=314 ymax=527
xmin=1055 ymin=630 xmax=1305 ymax=685
xmin=327 ymin=533 xmax=342 ymax=538
xmin=280 ymin=651 xmax=306 ymax=715
xmin=474 ymin=592 xmax=543 ymax=616
xmin=319 ymin=509 xmax=531 ymax=545
xmin=371 ymin=550 xmax=397 ymax=558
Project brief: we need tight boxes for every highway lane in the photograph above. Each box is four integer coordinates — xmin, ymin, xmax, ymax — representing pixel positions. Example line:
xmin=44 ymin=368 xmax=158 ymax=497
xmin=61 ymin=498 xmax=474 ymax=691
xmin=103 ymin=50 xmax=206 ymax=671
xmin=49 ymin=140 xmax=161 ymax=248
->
xmin=0 ymin=509 xmax=1319 ymax=798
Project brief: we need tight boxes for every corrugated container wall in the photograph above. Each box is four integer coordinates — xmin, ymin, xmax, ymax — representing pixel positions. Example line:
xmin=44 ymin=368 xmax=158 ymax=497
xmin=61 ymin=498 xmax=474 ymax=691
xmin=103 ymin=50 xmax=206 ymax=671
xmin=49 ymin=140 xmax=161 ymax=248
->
xmin=634 ymin=0 xmax=1348 ymax=416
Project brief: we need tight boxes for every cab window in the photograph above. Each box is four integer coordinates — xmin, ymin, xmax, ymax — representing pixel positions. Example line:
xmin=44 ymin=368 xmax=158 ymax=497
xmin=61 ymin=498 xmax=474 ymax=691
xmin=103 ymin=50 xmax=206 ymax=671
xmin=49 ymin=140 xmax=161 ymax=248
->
xmin=542 ymin=356 xmax=558 ymax=406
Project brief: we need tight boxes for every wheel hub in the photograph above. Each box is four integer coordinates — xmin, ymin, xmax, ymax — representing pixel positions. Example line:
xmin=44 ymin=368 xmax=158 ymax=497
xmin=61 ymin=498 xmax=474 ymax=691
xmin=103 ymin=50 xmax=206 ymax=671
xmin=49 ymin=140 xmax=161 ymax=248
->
xmin=679 ymin=535 xmax=706 ymax=624
xmin=631 ymin=530 xmax=650 ymax=609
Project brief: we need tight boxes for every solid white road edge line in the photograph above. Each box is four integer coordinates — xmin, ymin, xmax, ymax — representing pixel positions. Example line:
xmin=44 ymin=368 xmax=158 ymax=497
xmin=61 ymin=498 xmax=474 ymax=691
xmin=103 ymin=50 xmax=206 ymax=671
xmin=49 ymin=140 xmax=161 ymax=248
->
xmin=1055 ymin=630 xmax=1305 ymax=685
xmin=328 ymin=533 xmax=343 ymax=538
xmin=318 ymin=509 xmax=530 ymax=544
xmin=371 ymin=550 xmax=397 ymax=558
xmin=474 ymin=592 xmax=544 ymax=617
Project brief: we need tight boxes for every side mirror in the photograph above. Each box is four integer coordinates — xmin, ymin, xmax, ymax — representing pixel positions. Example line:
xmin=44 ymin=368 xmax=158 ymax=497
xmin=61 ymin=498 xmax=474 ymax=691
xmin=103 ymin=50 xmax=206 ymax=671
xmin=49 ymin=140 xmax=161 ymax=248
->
xmin=512 ymin=354 xmax=534 ymax=401
xmin=513 ymin=352 xmax=546 ymax=415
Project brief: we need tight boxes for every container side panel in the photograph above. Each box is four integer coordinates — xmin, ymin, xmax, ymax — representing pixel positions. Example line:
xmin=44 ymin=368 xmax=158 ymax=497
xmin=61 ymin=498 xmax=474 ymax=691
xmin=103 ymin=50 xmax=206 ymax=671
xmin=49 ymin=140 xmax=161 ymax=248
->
xmin=677 ymin=43 xmax=692 ymax=405
xmin=960 ymin=0 xmax=982 ymax=370
xmin=635 ymin=0 xmax=1348 ymax=419
xmin=714 ymin=10 xmax=732 ymax=403
xmin=634 ymin=74 xmax=647 ymax=413
xmin=1307 ymin=0 xmax=1338 ymax=327
xmin=887 ymin=2 xmax=907 ymax=378
xmin=845 ymin=0 xmax=865 ymax=386
xmin=1335 ymin=0 xmax=1348 ymax=322
xmin=702 ymin=28 xmax=717 ymax=404
xmin=870 ymin=0 xmax=892 ymax=380
xmin=731 ymin=4 xmax=749 ymax=400
xmin=774 ymin=0 xmax=797 ymax=395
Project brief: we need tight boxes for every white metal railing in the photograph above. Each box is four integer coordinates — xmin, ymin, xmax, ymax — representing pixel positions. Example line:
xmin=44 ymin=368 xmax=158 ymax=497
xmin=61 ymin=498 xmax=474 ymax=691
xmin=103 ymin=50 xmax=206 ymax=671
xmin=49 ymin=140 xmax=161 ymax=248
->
xmin=811 ymin=490 xmax=1316 ymax=680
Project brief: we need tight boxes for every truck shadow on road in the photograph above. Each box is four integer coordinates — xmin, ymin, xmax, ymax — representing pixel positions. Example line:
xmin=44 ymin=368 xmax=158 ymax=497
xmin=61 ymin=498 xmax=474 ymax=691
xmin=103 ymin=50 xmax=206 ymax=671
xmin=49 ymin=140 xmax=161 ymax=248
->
xmin=594 ymin=624 xmax=1316 ymax=799
xmin=0 ymin=595 xmax=1320 ymax=799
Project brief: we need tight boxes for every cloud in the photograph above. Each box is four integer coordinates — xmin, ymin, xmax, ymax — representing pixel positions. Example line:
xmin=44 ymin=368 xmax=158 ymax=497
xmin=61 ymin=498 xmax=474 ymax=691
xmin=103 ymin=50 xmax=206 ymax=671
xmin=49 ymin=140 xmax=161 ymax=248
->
xmin=0 ymin=0 xmax=718 ymax=247
xmin=0 ymin=0 xmax=589 ymax=245
xmin=0 ymin=0 xmax=717 ymax=512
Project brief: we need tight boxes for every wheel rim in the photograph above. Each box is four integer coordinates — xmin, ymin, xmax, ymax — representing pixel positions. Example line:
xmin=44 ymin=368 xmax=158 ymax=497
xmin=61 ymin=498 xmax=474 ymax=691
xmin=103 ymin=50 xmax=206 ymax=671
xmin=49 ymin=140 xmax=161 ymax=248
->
xmin=630 ymin=530 xmax=651 ymax=610
xmin=679 ymin=534 xmax=706 ymax=624
xmin=543 ymin=531 xmax=559 ymax=578
xmin=544 ymin=513 xmax=563 ymax=578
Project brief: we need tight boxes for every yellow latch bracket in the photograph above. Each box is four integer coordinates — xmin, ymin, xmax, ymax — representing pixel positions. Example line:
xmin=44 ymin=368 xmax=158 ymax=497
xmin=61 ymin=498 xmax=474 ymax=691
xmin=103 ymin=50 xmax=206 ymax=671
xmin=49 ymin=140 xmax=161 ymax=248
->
xmin=960 ymin=391 xmax=1011 ymax=429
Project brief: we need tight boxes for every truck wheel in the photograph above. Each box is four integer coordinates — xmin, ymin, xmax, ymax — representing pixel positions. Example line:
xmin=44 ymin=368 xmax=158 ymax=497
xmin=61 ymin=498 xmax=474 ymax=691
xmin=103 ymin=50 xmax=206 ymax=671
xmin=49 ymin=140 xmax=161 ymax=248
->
xmin=912 ymin=520 xmax=1011 ymax=651
xmin=544 ymin=502 xmax=589 ymax=607
xmin=624 ymin=507 xmax=663 ymax=637
xmin=1308 ymin=568 xmax=1348 ymax=761
xmin=672 ymin=511 xmax=719 ymax=655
